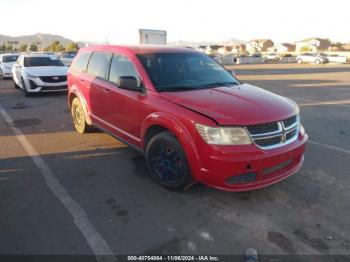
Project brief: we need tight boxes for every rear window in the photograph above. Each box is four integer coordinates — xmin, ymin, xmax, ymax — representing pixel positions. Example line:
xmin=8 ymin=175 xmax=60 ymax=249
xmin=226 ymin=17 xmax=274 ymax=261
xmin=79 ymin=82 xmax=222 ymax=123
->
xmin=71 ymin=52 xmax=91 ymax=72
xmin=86 ymin=52 xmax=112 ymax=79
xmin=24 ymin=56 xmax=65 ymax=67
xmin=2 ymin=55 xmax=19 ymax=62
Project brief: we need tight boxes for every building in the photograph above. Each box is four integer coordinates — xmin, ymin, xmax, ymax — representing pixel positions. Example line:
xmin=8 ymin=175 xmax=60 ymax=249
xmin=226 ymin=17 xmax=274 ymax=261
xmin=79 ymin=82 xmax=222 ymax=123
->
xmin=217 ymin=44 xmax=246 ymax=55
xmin=296 ymin=38 xmax=331 ymax=53
xmin=246 ymin=39 xmax=274 ymax=53
xmin=268 ymin=43 xmax=296 ymax=53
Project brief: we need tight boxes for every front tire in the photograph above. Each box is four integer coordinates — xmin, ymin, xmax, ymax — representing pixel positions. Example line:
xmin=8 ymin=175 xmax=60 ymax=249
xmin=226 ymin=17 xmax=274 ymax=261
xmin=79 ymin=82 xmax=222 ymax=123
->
xmin=21 ymin=78 xmax=31 ymax=97
xmin=13 ymin=78 xmax=19 ymax=89
xmin=146 ymin=131 xmax=194 ymax=191
xmin=297 ymin=59 xmax=302 ymax=64
xmin=71 ymin=97 xmax=92 ymax=133
xmin=315 ymin=59 xmax=321 ymax=64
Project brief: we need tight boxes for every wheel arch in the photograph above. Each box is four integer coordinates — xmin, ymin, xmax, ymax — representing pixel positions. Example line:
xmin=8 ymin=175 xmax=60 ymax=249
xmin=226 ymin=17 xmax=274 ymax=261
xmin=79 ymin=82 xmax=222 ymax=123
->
xmin=68 ymin=87 xmax=92 ymax=125
xmin=141 ymin=112 xmax=202 ymax=182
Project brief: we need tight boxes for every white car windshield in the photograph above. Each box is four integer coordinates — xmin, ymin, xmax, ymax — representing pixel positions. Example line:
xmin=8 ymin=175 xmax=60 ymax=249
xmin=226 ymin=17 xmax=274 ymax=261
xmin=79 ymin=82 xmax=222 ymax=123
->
xmin=24 ymin=57 xmax=65 ymax=67
xmin=2 ymin=55 xmax=19 ymax=62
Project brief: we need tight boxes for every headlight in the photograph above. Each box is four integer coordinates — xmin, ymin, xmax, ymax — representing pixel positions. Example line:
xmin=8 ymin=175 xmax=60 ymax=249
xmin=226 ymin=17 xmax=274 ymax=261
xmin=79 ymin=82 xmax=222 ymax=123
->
xmin=195 ymin=123 xmax=252 ymax=145
xmin=23 ymin=72 xmax=37 ymax=78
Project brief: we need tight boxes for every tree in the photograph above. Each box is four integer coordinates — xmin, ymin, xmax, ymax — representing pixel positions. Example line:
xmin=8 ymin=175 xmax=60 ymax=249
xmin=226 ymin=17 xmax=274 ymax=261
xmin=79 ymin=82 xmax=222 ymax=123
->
xmin=29 ymin=44 xmax=38 ymax=52
xmin=44 ymin=41 xmax=65 ymax=52
xmin=20 ymin=44 xmax=28 ymax=52
xmin=331 ymin=42 xmax=342 ymax=47
xmin=0 ymin=44 xmax=6 ymax=52
xmin=66 ymin=42 xmax=79 ymax=52
xmin=6 ymin=44 xmax=13 ymax=52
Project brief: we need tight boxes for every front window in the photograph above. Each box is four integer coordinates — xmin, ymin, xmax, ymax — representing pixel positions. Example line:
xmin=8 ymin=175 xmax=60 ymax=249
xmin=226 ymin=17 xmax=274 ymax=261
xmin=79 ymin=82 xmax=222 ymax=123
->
xmin=2 ymin=55 xmax=19 ymax=63
xmin=137 ymin=52 xmax=240 ymax=92
xmin=24 ymin=56 xmax=65 ymax=67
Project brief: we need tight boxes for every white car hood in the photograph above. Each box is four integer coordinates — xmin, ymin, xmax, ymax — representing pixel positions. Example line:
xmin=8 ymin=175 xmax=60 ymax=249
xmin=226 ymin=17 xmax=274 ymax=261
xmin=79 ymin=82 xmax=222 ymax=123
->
xmin=24 ymin=66 xmax=68 ymax=77
xmin=2 ymin=62 xmax=16 ymax=68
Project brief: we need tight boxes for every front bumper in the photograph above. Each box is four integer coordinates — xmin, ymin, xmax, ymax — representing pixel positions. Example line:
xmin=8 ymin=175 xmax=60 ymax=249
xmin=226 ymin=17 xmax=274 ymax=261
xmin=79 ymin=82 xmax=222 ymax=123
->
xmin=24 ymin=77 xmax=67 ymax=92
xmin=196 ymin=133 xmax=308 ymax=192
xmin=1 ymin=68 xmax=13 ymax=77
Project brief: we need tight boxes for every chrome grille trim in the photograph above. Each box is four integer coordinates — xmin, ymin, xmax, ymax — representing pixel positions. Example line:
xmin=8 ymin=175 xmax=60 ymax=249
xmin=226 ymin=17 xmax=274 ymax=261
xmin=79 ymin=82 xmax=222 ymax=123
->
xmin=247 ymin=115 xmax=299 ymax=150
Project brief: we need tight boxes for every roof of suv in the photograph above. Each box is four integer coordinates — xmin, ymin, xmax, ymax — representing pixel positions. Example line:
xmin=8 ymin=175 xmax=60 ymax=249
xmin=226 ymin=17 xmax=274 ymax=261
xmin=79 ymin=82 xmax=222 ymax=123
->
xmin=80 ymin=45 xmax=198 ymax=54
xmin=21 ymin=53 xmax=58 ymax=58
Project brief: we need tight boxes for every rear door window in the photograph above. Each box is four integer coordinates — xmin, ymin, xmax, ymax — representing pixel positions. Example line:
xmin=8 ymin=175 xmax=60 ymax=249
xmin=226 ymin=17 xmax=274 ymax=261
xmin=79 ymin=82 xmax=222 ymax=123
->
xmin=87 ymin=52 xmax=112 ymax=79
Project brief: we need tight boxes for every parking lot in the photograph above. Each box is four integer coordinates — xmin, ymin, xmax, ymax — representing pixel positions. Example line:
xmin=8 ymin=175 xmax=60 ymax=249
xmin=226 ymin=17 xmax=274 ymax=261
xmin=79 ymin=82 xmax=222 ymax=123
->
xmin=0 ymin=63 xmax=349 ymax=259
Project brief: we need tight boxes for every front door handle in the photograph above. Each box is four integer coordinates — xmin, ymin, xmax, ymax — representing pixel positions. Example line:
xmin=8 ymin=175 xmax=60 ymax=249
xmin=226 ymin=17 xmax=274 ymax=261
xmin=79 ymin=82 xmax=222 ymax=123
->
xmin=102 ymin=88 xmax=111 ymax=94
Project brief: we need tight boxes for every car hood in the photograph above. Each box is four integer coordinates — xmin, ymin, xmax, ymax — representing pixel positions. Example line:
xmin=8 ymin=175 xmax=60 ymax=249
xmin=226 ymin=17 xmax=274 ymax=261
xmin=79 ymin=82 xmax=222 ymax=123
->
xmin=3 ymin=62 xmax=16 ymax=68
xmin=24 ymin=66 xmax=68 ymax=77
xmin=160 ymin=83 xmax=298 ymax=126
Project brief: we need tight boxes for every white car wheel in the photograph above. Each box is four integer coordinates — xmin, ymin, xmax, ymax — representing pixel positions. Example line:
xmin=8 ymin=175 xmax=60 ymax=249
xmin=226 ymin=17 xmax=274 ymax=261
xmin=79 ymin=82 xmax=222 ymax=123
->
xmin=297 ymin=59 xmax=302 ymax=64
xmin=21 ymin=78 xmax=31 ymax=97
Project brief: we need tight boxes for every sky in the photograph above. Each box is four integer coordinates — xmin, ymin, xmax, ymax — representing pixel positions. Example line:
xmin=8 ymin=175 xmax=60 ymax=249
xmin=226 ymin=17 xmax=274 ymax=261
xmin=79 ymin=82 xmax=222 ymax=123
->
xmin=1 ymin=0 xmax=349 ymax=44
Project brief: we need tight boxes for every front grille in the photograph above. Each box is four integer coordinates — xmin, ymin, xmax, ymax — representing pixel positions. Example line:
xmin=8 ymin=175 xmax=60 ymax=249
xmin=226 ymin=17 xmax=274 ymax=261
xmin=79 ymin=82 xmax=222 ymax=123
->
xmin=286 ymin=129 xmax=298 ymax=140
xmin=225 ymin=173 xmax=256 ymax=184
xmin=41 ymin=85 xmax=68 ymax=91
xmin=255 ymin=135 xmax=282 ymax=147
xmin=247 ymin=115 xmax=299 ymax=150
xmin=283 ymin=115 xmax=297 ymax=128
xmin=247 ymin=122 xmax=279 ymax=135
xmin=39 ymin=75 xmax=67 ymax=83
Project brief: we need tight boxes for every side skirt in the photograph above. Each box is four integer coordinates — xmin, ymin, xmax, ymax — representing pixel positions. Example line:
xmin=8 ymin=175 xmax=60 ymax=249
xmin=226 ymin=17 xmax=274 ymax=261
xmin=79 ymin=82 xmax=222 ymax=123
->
xmin=94 ymin=124 xmax=145 ymax=156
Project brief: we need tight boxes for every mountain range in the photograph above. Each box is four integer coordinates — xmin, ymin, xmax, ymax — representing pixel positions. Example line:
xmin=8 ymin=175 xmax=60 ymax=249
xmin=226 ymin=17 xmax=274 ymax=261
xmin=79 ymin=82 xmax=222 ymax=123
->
xmin=1 ymin=33 xmax=248 ymax=48
xmin=0 ymin=33 xmax=77 ymax=48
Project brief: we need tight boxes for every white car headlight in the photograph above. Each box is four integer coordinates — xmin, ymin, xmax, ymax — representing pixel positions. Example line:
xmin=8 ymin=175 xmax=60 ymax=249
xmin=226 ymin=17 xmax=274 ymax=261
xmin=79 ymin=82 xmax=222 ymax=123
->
xmin=195 ymin=123 xmax=252 ymax=145
xmin=23 ymin=72 xmax=37 ymax=78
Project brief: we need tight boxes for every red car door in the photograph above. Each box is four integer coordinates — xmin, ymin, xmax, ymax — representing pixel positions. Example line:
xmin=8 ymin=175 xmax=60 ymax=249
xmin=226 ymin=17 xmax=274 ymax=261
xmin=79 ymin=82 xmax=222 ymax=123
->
xmin=101 ymin=54 xmax=152 ymax=146
xmin=84 ymin=52 xmax=113 ymax=123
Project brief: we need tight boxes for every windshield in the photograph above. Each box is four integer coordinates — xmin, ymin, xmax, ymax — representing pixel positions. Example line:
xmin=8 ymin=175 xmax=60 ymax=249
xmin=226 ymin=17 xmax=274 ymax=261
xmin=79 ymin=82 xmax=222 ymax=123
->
xmin=137 ymin=52 xmax=240 ymax=92
xmin=24 ymin=56 xmax=65 ymax=67
xmin=2 ymin=55 xmax=19 ymax=63
xmin=60 ymin=54 xmax=76 ymax=58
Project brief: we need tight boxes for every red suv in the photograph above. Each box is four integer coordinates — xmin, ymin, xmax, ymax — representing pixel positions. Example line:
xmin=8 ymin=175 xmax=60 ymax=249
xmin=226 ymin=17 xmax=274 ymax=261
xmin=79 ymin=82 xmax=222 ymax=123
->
xmin=67 ymin=45 xmax=308 ymax=192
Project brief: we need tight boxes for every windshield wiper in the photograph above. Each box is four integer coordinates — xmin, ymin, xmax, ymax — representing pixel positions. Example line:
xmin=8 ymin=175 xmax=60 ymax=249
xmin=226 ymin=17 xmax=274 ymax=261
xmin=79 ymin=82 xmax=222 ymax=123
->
xmin=200 ymin=81 xmax=239 ymax=88
xmin=158 ymin=86 xmax=200 ymax=92
xmin=158 ymin=82 xmax=239 ymax=92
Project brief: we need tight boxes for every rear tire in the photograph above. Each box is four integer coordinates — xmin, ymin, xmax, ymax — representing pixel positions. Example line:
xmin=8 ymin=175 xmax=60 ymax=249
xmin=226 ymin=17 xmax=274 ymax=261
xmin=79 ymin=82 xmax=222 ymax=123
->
xmin=71 ymin=97 xmax=92 ymax=134
xmin=146 ymin=131 xmax=194 ymax=191
xmin=315 ymin=59 xmax=321 ymax=64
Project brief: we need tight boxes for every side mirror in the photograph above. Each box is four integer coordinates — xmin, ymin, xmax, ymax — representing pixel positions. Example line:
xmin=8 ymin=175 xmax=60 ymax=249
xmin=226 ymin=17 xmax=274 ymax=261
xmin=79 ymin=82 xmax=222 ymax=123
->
xmin=117 ymin=76 xmax=142 ymax=92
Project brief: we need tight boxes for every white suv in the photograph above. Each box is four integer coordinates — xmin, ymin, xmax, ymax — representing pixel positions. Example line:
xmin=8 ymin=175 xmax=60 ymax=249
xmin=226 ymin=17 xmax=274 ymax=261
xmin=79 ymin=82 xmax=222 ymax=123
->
xmin=12 ymin=54 xmax=68 ymax=96
xmin=0 ymin=53 xmax=20 ymax=79
xmin=296 ymin=53 xmax=328 ymax=64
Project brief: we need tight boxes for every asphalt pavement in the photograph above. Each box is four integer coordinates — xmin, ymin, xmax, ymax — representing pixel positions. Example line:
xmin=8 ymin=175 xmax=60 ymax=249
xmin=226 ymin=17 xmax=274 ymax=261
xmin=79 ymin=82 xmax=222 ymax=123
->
xmin=1 ymin=63 xmax=349 ymax=259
